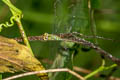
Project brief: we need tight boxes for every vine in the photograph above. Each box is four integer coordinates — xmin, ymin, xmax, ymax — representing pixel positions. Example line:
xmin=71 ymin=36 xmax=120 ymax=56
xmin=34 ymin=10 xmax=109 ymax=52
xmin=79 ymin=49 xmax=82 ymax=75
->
xmin=0 ymin=0 xmax=33 ymax=56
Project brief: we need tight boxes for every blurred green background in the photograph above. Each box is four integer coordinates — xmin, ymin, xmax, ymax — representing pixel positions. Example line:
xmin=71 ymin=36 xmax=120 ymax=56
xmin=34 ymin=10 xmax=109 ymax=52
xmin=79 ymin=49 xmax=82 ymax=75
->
xmin=0 ymin=0 xmax=120 ymax=80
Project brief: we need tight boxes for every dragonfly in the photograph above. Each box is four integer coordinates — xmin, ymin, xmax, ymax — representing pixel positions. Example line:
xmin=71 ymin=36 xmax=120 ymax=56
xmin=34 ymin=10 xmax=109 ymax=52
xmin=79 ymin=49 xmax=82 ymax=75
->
xmin=53 ymin=0 xmax=96 ymax=54
xmin=54 ymin=0 xmax=96 ymax=51
xmin=50 ymin=0 xmax=96 ymax=80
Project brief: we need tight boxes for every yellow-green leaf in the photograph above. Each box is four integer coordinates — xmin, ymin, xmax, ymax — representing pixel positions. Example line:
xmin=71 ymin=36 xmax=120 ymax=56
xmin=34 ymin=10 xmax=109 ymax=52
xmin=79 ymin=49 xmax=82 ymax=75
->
xmin=0 ymin=36 xmax=48 ymax=80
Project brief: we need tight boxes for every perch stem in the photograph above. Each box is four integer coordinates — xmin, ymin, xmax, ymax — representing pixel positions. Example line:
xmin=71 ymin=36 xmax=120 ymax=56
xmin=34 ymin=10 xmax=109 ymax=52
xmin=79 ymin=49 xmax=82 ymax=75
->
xmin=16 ymin=19 xmax=34 ymax=56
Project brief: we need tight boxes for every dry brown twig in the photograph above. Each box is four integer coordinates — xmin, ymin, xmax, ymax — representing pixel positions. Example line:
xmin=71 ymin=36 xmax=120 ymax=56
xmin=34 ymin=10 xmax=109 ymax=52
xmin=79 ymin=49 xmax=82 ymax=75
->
xmin=3 ymin=68 xmax=85 ymax=80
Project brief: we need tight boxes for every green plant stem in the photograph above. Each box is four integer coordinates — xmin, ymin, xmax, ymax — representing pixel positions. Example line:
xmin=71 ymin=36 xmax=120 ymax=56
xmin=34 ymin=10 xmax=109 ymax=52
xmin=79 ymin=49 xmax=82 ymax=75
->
xmin=2 ymin=0 xmax=34 ymax=56
xmin=84 ymin=66 xmax=104 ymax=79
xmin=16 ymin=19 xmax=34 ymax=56
xmin=0 ymin=74 xmax=2 ymax=80
xmin=88 ymin=0 xmax=97 ymax=44
xmin=84 ymin=63 xmax=117 ymax=79
xmin=2 ymin=0 xmax=22 ymax=15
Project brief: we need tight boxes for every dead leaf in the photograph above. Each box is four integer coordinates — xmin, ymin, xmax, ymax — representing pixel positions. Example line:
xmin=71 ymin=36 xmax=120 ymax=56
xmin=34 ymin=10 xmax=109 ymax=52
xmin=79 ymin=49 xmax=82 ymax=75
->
xmin=0 ymin=36 xmax=48 ymax=80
